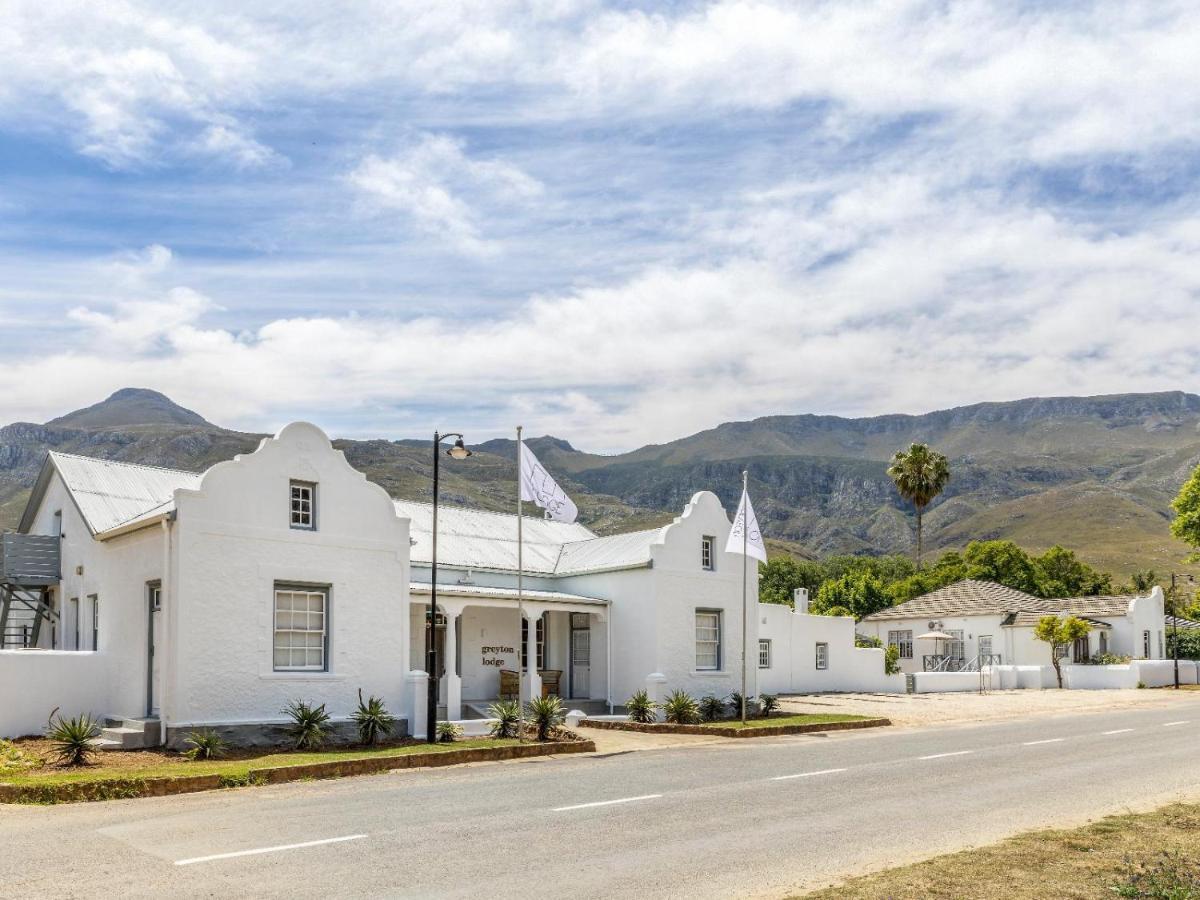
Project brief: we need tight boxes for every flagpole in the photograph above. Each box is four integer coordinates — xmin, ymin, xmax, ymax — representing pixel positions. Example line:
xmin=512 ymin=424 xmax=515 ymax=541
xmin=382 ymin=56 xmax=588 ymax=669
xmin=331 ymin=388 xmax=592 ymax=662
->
xmin=516 ymin=425 xmax=525 ymax=744
xmin=741 ymin=469 xmax=748 ymax=725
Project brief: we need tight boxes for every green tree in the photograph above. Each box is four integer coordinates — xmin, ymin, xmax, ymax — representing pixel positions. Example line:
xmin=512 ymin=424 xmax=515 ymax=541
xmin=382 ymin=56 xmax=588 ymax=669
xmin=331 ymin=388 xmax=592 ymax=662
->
xmin=812 ymin=570 xmax=893 ymax=620
xmin=1171 ymin=464 xmax=1200 ymax=559
xmin=963 ymin=540 xmax=1040 ymax=594
xmin=757 ymin=556 xmax=823 ymax=606
xmin=889 ymin=550 xmax=968 ymax=602
xmin=1033 ymin=545 xmax=1112 ymax=598
xmin=1167 ymin=629 xmax=1200 ymax=661
xmin=1033 ymin=615 xmax=1091 ymax=688
xmin=1125 ymin=569 xmax=1159 ymax=593
xmin=887 ymin=443 xmax=951 ymax=569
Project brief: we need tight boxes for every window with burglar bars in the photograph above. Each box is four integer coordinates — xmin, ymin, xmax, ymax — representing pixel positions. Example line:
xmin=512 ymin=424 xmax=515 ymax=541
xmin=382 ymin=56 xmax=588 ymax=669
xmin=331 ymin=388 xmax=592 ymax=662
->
xmin=695 ymin=609 xmax=722 ymax=670
xmin=290 ymin=481 xmax=316 ymax=530
xmin=887 ymin=629 xmax=913 ymax=659
xmin=758 ymin=638 xmax=771 ymax=669
xmin=273 ymin=587 xmax=328 ymax=671
xmin=815 ymin=642 xmax=829 ymax=670
xmin=701 ymin=536 xmax=715 ymax=570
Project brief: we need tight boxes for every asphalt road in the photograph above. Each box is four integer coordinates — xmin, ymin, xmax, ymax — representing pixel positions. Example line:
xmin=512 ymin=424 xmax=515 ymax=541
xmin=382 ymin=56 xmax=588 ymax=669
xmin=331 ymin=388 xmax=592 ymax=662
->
xmin=3 ymin=702 xmax=1200 ymax=899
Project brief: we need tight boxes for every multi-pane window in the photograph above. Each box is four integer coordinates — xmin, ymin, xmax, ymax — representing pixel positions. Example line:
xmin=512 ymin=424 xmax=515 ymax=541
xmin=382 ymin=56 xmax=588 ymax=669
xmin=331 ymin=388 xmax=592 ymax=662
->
xmin=273 ymin=587 xmax=328 ymax=671
xmin=290 ymin=481 xmax=316 ymax=530
xmin=1143 ymin=630 xmax=1151 ymax=659
xmin=695 ymin=610 xmax=722 ymax=670
xmin=520 ymin=615 xmax=546 ymax=671
xmin=887 ymin=629 xmax=914 ymax=659
xmin=89 ymin=595 xmax=99 ymax=651
xmin=815 ymin=642 xmax=829 ymax=670
xmin=701 ymin=536 xmax=715 ymax=571
xmin=758 ymin=639 xmax=772 ymax=669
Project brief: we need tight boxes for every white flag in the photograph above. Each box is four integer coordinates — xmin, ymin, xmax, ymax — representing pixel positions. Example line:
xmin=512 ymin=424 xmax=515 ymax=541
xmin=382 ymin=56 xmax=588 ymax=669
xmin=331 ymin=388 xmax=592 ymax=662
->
xmin=725 ymin=488 xmax=767 ymax=563
xmin=519 ymin=442 xmax=578 ymax=523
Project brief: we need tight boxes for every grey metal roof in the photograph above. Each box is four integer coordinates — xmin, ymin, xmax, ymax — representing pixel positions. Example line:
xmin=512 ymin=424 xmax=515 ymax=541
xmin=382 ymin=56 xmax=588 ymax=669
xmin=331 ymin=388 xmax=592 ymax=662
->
xmin=45 ymin=452 xmax=202 ymax=536
xmin=555 ymin=528 xmax=661 ymax=575
xmin=409 ymin=582 xmax=607 ymax=606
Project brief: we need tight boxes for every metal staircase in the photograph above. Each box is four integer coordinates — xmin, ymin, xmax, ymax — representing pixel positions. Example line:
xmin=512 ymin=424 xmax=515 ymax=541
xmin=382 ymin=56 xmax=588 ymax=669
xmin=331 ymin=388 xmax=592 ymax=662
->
xmin=0 ymin=533 xmax=61 ymax=648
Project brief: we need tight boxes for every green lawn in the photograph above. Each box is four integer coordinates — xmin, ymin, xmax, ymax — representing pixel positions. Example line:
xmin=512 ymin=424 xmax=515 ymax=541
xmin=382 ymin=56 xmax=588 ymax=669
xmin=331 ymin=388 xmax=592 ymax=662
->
xmin=702 ymin=714 xmax=871 ymax=729
xmin=0 ymin=738 xmax=518 ymax=788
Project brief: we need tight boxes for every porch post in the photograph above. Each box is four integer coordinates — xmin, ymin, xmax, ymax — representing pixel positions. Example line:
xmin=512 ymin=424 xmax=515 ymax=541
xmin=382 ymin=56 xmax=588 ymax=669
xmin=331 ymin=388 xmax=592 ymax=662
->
xmin=407 ymin=669 xmax=429 ymax=740
xmin=444 ymin=604 xmax=462 ymax=721
xmin=523 ymin=607 xmax=542 ymax=702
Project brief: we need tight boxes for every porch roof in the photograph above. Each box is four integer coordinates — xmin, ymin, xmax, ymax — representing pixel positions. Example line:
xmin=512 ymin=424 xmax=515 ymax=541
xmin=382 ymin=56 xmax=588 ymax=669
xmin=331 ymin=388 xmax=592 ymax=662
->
xmin=409 ymin=581 xmax=607 ymax=607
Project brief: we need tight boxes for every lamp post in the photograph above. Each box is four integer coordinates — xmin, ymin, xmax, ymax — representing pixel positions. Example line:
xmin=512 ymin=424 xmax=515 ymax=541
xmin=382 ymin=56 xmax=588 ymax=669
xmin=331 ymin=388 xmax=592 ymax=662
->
xmin=427 ymin=431 xmax=472 ymax=743
xmin=1169 ymin=572 xmax=1196 ymax=690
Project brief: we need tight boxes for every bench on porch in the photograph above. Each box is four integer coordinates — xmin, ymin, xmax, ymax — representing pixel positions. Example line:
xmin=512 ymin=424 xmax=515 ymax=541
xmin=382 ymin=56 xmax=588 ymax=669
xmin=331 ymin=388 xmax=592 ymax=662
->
xmin=498 ymin=668 xmax=563 ymax=699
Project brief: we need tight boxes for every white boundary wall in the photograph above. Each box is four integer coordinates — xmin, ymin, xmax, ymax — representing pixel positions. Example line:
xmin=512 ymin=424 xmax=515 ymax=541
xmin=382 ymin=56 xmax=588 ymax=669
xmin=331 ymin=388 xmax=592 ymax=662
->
xmin=0 ymin=651 xmax=113 ymax=737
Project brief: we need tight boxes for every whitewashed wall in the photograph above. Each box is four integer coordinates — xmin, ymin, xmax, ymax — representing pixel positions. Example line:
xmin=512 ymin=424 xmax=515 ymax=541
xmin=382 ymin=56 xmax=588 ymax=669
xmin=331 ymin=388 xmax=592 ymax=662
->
xmin=0 ymin=651 xmax=114 ymax=737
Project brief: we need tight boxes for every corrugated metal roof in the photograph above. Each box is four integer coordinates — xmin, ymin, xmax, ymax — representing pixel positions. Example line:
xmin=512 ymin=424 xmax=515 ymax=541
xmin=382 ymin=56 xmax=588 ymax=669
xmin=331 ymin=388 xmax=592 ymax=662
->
xmin=50 ymin=452 xmax=202 ymax=535
xmin=410 ymin=582 xmax=607 ymax=606
xmin=555 ymin=528 xmax=661 ymax=575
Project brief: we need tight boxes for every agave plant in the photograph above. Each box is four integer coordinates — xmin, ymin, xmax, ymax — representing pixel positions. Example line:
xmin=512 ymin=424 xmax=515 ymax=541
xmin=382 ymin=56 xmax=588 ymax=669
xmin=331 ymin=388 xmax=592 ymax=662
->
xmin=699 ymin=694 xmax=726 ymax=722
xmin=662 ymin=689 xmax=701 ymax=725
xmin=436 ymin=721 xmax=463 ymax=743
xmin=352 ymin=689 xmax=396 ymax=746
xmin=282 ymin=699 xmax=331 ymax=750
xmin=526 ymin=695 xmax=565 ymax=741
xmin=487 ymin=699 xmax=522 ymax=739
xmin=759 ymin=694 xmax=780 ymax=717
xmin=625 ymin=689 xmax=658 ymax=724
xmin=46 ymin=711 xmax=100 ymax=767
xmin=184 ymin=729 xmax=227 ymax=761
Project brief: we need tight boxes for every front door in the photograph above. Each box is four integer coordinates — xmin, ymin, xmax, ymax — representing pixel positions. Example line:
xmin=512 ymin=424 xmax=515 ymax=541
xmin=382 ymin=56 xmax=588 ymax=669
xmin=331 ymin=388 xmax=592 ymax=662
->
xmin=570 ymin=614 xmax=590 ymax=699
xmin=147 ymin=583 xmax=162 ymax=716
xmin=978 ymin=634 xmax=993 ymax=663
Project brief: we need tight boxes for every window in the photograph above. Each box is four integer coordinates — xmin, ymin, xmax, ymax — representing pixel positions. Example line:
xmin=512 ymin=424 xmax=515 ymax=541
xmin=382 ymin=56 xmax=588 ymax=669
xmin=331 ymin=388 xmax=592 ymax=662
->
xmin=758 ymin=639 xmax=772 ymax=669
xmin=1158 ymin=631 xmax=1164 ymax=659
xmin=887 ymin=629 xmax=914 ymax=659
xmin=1099 ymin=631 xmax=1108 ymax=654
xmin=148 ymin=581 xmax=162 ymax=611
xmin=815 ymin=642 xmax=829 ymax=670
xmin=946 ymin=629 xmax=965 ymax=661
xmin=69 ymin=597 xmax=79 ymax=650
xmin=520 ymin=615 xmax=546 ymax=672
xmin=701 ymin=536 xmax=715 ymax=571
xmin=1143 ymin=630 xmax=1151 ymax=659
xmin=89 ymin=594 xmax=99 ymax=651
xmin=695 ymin=610 xmax=722 ymax=670
xmin=273 ymin=586 xmax=328 ymax=671
xmin=289 ymin=481 xmax=316 ymax=530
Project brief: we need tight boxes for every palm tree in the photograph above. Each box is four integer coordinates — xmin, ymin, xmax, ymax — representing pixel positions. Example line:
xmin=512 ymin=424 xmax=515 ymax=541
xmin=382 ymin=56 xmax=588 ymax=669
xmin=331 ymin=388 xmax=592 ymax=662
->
xmin=887 ymin=443 xmax=950 ymax=569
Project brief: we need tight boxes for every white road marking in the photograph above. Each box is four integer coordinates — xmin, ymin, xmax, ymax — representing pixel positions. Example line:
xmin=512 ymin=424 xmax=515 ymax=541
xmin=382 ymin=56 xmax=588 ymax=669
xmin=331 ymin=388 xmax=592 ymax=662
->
xmin=1164 ymin=721 xmax=1190 ymax=727
xmin=175 ymin=834 xmax=367 ymax=866
xmin=771 ymin=768 xmax=848 ymax=781
xmin=918 ymin=750 xmax=973 ymax=760
xmin=553 ymin=794 xmax=662 ymax=812
xmin=1102 ymin=729 xmax=1135 ymax=735
xmin=1023 ymin=738 xmax=1066 ymax=746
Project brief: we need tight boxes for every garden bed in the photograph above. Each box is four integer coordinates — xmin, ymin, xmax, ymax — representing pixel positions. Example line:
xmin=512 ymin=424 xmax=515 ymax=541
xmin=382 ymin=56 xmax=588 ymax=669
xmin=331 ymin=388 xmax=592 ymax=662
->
xmin=0 ymin=735 xmax=595 ymax=804
xmin=579 ymin=713 xmax=888 ymax=737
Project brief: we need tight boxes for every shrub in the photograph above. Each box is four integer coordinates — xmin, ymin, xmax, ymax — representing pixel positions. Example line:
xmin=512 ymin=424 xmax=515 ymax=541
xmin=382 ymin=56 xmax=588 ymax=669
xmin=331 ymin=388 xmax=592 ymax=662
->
xmin=46 ymin=712 xmax=100 ymax=767
xmin=625 ymin=689 xmax=657 ymax=724
xmin=282 ymin=699 xmax=331 ymax=750
xmin=352 ymin=690 xmax=396 ymax=746
xmin=759 ymin=694 xmax=780 ymax=716
xmin=1112 ymin=850 xmax=1200 ymax=898
xmin=728 ymin=692 xmax=759 ymax=717
xmin=699 ymin=695 xmax=726 ymax=722
xmin=183 ymin=729 xmax=227 ymax=761
xmin=662 ymin=689 xmax=701 ymax=724
xmin=487 ymin=699 xmax=522 ymax=738
xmin=526 ymin=695 xmax=566 ymax=741
xmin=436 ymin=721 xmax=463 ymax=743
xmin=884 ymin=644 xmax=901 ymax=675
xmin=1088 ymin=652 xmax=1132 ymax=666
xmin=0 ymin=738 xmax=40 ymax=772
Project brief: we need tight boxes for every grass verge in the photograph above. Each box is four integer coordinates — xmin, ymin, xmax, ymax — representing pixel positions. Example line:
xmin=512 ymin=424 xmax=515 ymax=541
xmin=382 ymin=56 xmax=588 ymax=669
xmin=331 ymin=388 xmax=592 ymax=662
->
xmin=799 ymin=801 xmax=1200 ymax=899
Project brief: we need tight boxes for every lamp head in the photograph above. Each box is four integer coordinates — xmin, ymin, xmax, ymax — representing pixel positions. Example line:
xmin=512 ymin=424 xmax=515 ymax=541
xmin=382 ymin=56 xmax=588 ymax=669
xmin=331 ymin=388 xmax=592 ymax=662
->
xmin=447 ymin=437 xmax=472 ymax=460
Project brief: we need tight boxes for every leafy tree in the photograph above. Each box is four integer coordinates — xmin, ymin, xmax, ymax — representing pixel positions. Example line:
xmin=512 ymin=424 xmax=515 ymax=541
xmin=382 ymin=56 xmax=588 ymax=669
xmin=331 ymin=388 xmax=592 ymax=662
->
xmin=1033 ymin=545 xmax=1112 ymax=598
xmin=963 ymin=540 xmax=1040 ymax=594
xmin=1171 ymin=463 xmax=1200 ymax=559
xmin=887 ymin=443 xmax=951 ymax=569
xmin=1033 ymin=615 xmax=1090 ymax=688
xmin=1125 ymin=569 xmax=1159 ymax=593
xmin=1167 ymin=629 xmax=1200 ymax=661
xmin=757 ymin=556 xmax=823 ymax=606
xmin=812 ymin=571 xmax=893 ymax=620
xmin=889 ymin=551 xmax=968 ymax=602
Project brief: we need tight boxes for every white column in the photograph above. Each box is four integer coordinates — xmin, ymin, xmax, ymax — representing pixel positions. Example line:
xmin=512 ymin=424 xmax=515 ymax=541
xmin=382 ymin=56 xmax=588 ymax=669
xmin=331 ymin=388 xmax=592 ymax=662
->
xmin=407 ymin=670 xmax=429 ymax=739
xmin=444 ymin=604 xmax=462 ymax=721
xmin=523 ymin=608 xmax=542 ymax=703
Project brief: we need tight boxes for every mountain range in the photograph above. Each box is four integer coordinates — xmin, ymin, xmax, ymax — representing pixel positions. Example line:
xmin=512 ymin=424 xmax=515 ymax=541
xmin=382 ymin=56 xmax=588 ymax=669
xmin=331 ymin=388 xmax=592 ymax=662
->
xmin=1 ymin=387 xmax=1197 ymax=577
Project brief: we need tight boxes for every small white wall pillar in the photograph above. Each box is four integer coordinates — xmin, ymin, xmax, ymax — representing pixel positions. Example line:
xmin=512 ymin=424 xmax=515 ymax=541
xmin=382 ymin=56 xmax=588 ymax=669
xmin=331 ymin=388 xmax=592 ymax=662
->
xmin=407 ymin=670 xmax=429 ymax=739
xmin=793 ymin=588 xmax=809 ymax=614
xmin=443 ymin=605 xmax=462 ymax=721
xmin=522 ymin=608 xmax=542 ymax=703
xmin=646 ymin=672 xmax=667 ymax=722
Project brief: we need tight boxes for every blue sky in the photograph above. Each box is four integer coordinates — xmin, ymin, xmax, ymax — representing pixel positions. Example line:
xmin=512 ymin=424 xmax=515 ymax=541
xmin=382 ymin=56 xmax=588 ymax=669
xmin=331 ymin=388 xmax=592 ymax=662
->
xmin=1 ymin=1 xmax=1199 ymax=451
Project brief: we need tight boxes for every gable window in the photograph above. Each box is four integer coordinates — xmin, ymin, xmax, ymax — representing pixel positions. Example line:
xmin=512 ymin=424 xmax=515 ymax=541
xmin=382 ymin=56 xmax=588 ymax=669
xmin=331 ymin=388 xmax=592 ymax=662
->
xmin=701 ymin=536 xmax=715 ymax=571
xmin=758 ymin=638 xmax=772 ymax=669
xmin=815 ymin=642 xmax=829 ymax=670
xmin=273 ymin=585 xmax=328 ymax=671
xmin=290 ymin=481 xmax=316 ymax=530
xmin=695 ymin=610 xmax=722 ymax=670
xmin=1143 ymin=630 xmax=1151 ymax=659
xmin=520 ymin=614 xmax=546 ymax=671
xmin=887 ymin=629 xmax=913 ymax=659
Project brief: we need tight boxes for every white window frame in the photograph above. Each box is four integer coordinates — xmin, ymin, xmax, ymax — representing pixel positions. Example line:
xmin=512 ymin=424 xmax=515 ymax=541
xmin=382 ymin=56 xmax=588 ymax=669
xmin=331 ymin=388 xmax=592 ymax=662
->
xmin=289 ymin=481 xmax=317 ymax=530
xmin=695 ymin=609 xmax=722 ymax=671
xmin=887 ymin=629 xmax=914 ymax=659
xmin=273 ymin=585 xmax=329 ymax=672
xmin=815 ymin=642 xmax=829 ymax=670
xmin=520 ymin=614 xmax=546 ymax=672
xmin=1143 ymin=629 xmax=1151 ymax=659
xmin=701 ymin=536 xmax=715 ymax=571
xmin=758 ymin=638 xmax=772 ymax=669
xmin=148 ymin=581 xmax=162 ymax=612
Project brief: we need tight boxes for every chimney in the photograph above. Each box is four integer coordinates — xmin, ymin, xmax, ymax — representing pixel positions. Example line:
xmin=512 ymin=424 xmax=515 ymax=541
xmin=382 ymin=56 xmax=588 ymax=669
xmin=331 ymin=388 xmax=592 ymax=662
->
xmin=793 ymin=587 xmax=810 ymax=614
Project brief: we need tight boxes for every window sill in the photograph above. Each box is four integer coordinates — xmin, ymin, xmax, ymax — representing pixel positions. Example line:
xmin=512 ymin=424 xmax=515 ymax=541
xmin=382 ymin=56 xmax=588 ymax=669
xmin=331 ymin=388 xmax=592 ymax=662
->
xmin=260 ymin=672 xmax=345 ymax=681
xmin=690 ymin=669 xmax=729 ymax=676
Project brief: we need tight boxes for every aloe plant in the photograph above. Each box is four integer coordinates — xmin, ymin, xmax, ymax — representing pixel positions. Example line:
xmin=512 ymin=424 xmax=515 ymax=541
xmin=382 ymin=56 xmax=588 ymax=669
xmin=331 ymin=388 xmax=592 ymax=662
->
xmin=625 ymin=689 xmax=657 ymax=724
xmin=487 ymin=699 xmax=522 ymax=739
xmin=282 ymin=699 xmax=331 ymax=750
xmin=526 ymin=695 xmax=565 ymax=741
xmin=46 ymin=712 xmax=100 ymax=766
xmin=184 ymin=729 xmax=227 ymax=761
xmin=699 ymin=694 xmax=726 ymax=722
xmin=436 ymin=721 xmax=463 ymax=743
xmin=352 ymin=689 xmax=396 ymax=745
xmin=662 ymin=689 xmax=701 ymax=724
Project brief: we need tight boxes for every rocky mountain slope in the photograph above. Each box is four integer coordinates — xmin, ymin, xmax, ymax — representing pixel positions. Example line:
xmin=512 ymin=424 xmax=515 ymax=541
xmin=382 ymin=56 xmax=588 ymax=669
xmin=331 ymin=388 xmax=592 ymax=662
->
xmin=1 ymin=388 xmax=1197 ymax=575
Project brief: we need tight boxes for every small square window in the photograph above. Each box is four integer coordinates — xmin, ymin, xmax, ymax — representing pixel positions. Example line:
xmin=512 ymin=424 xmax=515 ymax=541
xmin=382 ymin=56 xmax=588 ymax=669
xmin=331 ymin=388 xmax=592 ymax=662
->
xmin=290 ymin=481 xmax=316 ymax=530
xmin=701 ymin=536 xmax=715 ymax=571
xmin=815 ymin=642 xmax=829 ymax=670
xmin=758 ymin=639 xmax=771 ymax=669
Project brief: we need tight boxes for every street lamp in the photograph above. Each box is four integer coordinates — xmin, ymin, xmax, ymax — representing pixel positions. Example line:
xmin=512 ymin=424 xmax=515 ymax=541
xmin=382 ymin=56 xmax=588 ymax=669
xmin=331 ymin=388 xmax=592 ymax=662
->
xmin=428 ymin=431 xmax=472 ymax=743
xmin=1169 ymin=572 xmax=1196 ymax=690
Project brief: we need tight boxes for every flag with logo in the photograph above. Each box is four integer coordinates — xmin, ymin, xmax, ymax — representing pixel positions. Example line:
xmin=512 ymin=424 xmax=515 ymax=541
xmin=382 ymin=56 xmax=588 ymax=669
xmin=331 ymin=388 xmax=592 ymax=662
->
xmin=519 ymin=441 xmax=578 ymax=524
xmin=726 ymin=487 xmax=767 ymax=563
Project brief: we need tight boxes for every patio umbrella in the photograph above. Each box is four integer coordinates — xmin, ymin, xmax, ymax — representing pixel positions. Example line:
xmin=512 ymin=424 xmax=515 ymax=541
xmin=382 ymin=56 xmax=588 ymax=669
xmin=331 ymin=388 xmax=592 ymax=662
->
xmin=917 ymin=631 xmax=955 ymax=641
